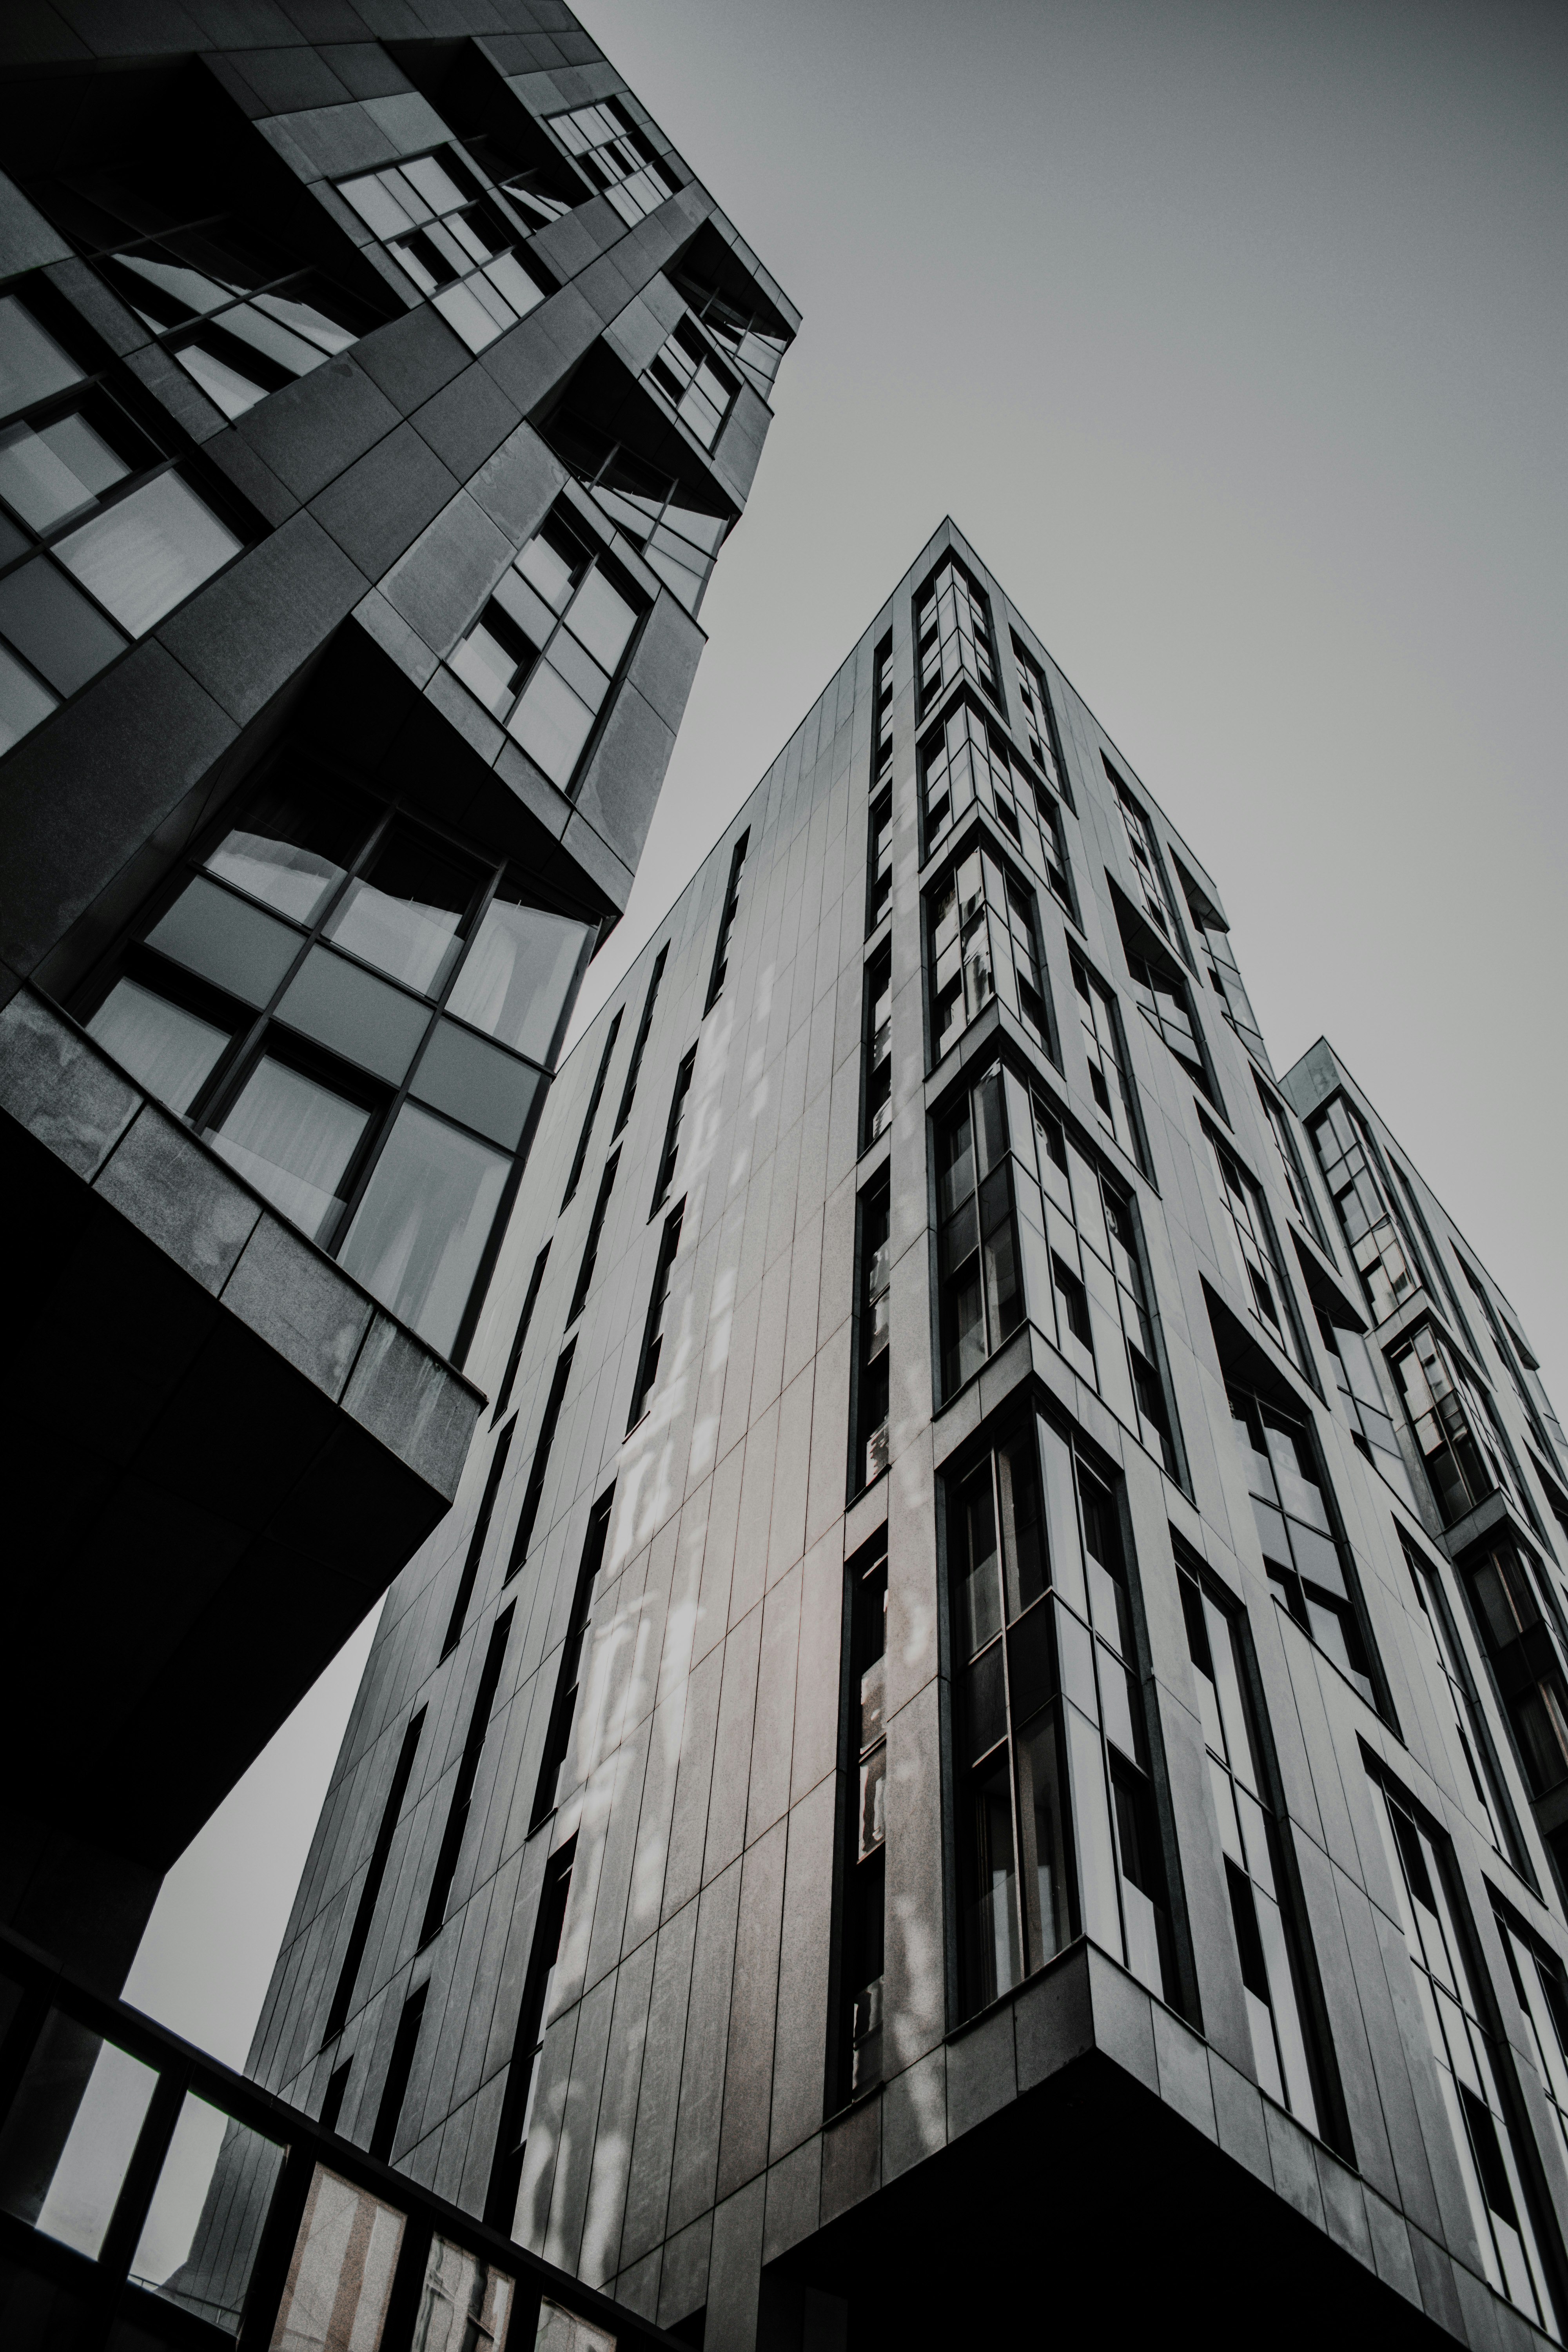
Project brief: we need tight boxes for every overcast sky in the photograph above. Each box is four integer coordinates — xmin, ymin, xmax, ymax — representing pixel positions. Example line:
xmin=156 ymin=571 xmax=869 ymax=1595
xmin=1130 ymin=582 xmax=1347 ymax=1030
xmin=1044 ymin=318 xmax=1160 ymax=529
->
xmin=126 ymin=0 xmax=1568 ymax=2060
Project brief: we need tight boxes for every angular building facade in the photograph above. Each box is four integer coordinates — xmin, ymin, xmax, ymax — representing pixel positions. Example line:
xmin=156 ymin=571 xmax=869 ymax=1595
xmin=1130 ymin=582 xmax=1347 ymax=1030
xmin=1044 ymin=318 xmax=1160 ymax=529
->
xmin=248 ymin=518 xmax=1568 ymax=2348
xmin=0 ymin=0 xmax=794 ymax=1998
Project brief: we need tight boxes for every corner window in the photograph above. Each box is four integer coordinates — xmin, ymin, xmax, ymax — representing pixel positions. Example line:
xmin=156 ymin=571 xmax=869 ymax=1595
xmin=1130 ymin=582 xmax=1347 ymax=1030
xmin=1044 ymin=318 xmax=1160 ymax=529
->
xmin=1207 ymin=1131 xmax=1309 ymax=1377
xmin=853 ymin=1175 xmax=891 ymax=1492
xmin=549 ymin=99 xmax=677 ymax=224
xmin=915 ymin=557 xmax=999 ymax=713
xmin=646 ymin=317 xmax=737 ymax=450
xmin=1227 ymin=1382 xmax=1377 ymax=1706
xmin=1314 ymin=1305 xmax=1421 ymax=1511
xmin=544 ymin=409 xmax=731 ymax=614
xmin=948 ymin=1416 xmax=1178 ymax=2016
xmin=1009 ymin=635 xmax=1071 ymax=808
xmin=1070 ymin=954 xmax=1141 ymax=1165
xmin=1307 ymin=1096 xmax=1422 ymax=1323
xmin=1126 ymin=950 xmax=1216 ymax=1104
xmin=1457 ymin=1540 xmax=1568 ymax=1803
xmin=1255 ymin=1075 xmax=1326 ymax=1244
xmin=449 ymin=505 xmax=644 ymax=789
xmin=1183 ymin=873 xmax=1267 ymax=1065
xmin=0 ymin=294 xmax=244 ymax=752
xmin=1401 ymin=1534 xmax=1520 ymax=1862
xmin=928 ymin=845 xmax=1051 ymax=1062
xmin=670 ymin=258 xmax=791 ymax=399
xmin=921 ymin=696 xmax=1073 ymax=915
xmin=1391 ymin=1322 xmax=1523 ymax=1526
xmin=1107 ymin=763 xmax=1182 ymax=947
xmin=861 ymin=943 xmax=892 ymax=1149
xmin=338 ymin=149 xmax=546 ymax=353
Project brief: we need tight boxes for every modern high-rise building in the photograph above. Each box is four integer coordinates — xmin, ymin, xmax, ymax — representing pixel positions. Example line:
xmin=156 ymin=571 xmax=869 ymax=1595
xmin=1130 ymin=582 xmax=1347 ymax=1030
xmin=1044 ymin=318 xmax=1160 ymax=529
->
xmin=246 ymin=519 xmax=1568 ymax=2349
xmin=0 ymin=0 xmax=795 ymax=1998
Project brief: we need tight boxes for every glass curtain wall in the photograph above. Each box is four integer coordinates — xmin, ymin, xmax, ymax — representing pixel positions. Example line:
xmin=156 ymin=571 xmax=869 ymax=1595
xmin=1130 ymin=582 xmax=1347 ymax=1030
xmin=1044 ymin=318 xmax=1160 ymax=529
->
xmin=916 ymin=557 xmax=999 ymax=713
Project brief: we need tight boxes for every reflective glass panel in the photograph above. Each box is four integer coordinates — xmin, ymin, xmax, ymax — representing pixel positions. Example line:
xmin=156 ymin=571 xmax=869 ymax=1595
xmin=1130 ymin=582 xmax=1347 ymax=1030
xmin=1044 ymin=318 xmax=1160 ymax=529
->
xmin=0 ymin=297 xmax=85 ymax=420
xmin=445 ymin=891 xmax=587 ymax=1061
xmin=205 ymin=774 xmax=372 ymax=925
xmin=268 ymin=2166 xmax=404 ymax=2352
xmin=54 ymin=472 xmax=241 ymax=635
xmin=324 ymin=826 xmax=478 ymax=995
xmin=414 ymin=2234 xmax=514 ymax=2352
xmin=130 ymin=2095 xmax=284 ymax=2335
xmin=535 ymin=2301 xmax=615 ymax=2352
xmin=87 ymin=977 xmax=230 ymax=1112
xmin=0 ymin=2013 xmax=157 ymax=2258
xmin=508 ymin=658 xmax=595 ymax=785
xmin=0 ymin=640 xmax=57 ymax=750
xmin=338 ymin=1102 xmax=510 ymax=1355
xmin=146 ymin=875 xmax=301 ymax=1005
xmin=209 ymin=1058 xmax=369 ymax=1241
xmin=0 ymin=410 xmax=129 ymax=532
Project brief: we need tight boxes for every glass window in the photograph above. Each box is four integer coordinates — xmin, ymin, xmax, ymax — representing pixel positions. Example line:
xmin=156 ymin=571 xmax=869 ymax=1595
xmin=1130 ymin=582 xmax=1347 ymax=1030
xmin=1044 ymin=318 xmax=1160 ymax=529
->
xmin=204 ymin=771 xmax=372 ymax=926
xmin=1374 ymin=1785 xmax=1556 ymax=2329
xmin=629 ymin=1200 xmax=684 ymax=1426
xmin=146 ymin=875 xmax=302 ymax=1007
xmin=338 ymin=151 xmax=545 ymax=354
xmin=278 ymin=948 xmax=431 ymax=1086
xmin=0 ymin=639 xmax=57 ymax=749
xmin=651 ymin=1044 xmax=697 ymax=1215
xmin=550 ymin=97 xmax=676 ymax=223
xmin=1401 ymin=1535 xmax=1519 ymax=1861
xmin=867 ymin=785 xmax=893 ymax=934
xmin=268 ymin=2166 xmax=405 ymax=2352
xmin=1227 ymin=1383 xmax=1375 ymax=1705
xmin=921 ymin=694 xmax=1073 ymax=911
xmin=209 ymin=1056 xmax=370 ymax=1243
xmin=834 ymin=1537 xmax=888 ymax=2100
xmin=0 ymin=295 xmax=85 ymax=419
xmin=915 ymin=557 xmax=998 ymax=711
xmin=1255 ymin=1076 xmax=1325 ymax=1240
xmin=1109 ymin=768 xmax=1181 ymax=944
xmin=414 ymin=2234 xmax=514 ymax=2352
xmin=1010 ymin=634 xmax=1070 ymax=805
xmin=87 ymin=976 xmax=230 ymax=1111
xmin=1392 ymin=1322 xmax=1522 ymax=1526
xmin=861 ymin=943 xmax=892 ymax=1148
xmin=1497 ymin=1913 xmax=1568 ymax=2172
xmin=671 ymin=260 xmax=790 ymax=398
xmin=871 ymin=633 xmax=894 ymax=781
xmin=1316 ymin=1307 xmax=1421 ymax=1509
xmin=536 ymin=2301 xmax=616 ymax=2352
xmin=53 ymin=471 xmax=240 ymax=636
xmin=929 ymin=845 xmax=1051 ymax=1060
xmin=543 ymin=412 xmax=731 ymax=615
xmin=0 ymin=2014 xmax=157 ymax=2258
xmin=646 ymin=316 xmax=738 ymax=448
xmin=0 ymin=406 xmax=130 ymax=534
xmin=129 ymin=2095 xmax=284 ymax=2335
xmin=705 ymin=829 xmax=749 ymax=1012
xmin=854 ymin=1177 xmax=892 ymax=1490
xmin=324 ymin=824 xmax=479 ymax=996
xmin=0 ymin=554 xmax=125 ymax=695
xmin=1126 ymin=951 xmax=1214 ymax=1100
xmin=1207 ymin=1131 xmax=1308 ymax=1374
xmin=1307 ymin=1096 xmax=1422 ymax=1323
xmin=612 ymin=944 xmax=668 ymax=1136
xmin=338 ymin=1102 xmax=510 ymax=1357
xmin=1457 ymin=1540 xmax=1568 ymax=1802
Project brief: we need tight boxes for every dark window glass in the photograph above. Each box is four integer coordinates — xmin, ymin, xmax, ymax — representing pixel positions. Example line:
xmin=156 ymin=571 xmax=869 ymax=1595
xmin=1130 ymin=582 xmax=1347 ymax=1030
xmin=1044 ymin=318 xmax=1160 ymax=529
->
xmin=419 ymin=1604 xmax=514 ymax=1948
xmin=1010 ymin=635 xmax=1071 ymax=807
xmin=338 ymin=149 xmax=545 ymax=354
xmin=652 ymin=1044 xmax=697 ymax=1216
xmin=915 ymin=557 xmax=998 ymax=712
xmin=1456 ymin=1540 xmax=1568 ymax=1803
xmin=705 ymin=831 xmax=749 ymax=1013
xmin=550 ymin=99 xmax=677 ymax=223
xmin=1392 ymin=1323 xmax=1525 ymax=1526
xmin=613 ymin=945 xmax=668 ymax=1135
xmin=486 ymin=1840 xmax=575 ymax=2234
xmin=1208 ymin=1131 xmax=1309 ymax=1377
xmin=532 ymin=1492 xmax=613 ymax=1829
xmin=646 ymin=315 xmax=738 ymax=448
xmin=862 ymin=942 xmax=892 ymax=1150
xmin=568 ymin=1149 xmax=619 ymax=1325
xmin=321 ymin=1709 xmax=426 ymax=2047
xmin=1071 ymin=955 xmax=1140 ymax=1164
xmin=1227 ymin=1383 xmax=1377 ymax=1706
xmin=509 ymin=1347 xmax=577 ymax=1576
xmin=867 ymin=784 xmax=893 ymax=933
xmin=832 ymin=1537 xmax=887 ymax=2105
xmin=1307 ymin=1096 xmax=1422 ymax=1323
xmin=630 ymin=1205 xmax=683 ymax=1428
xmin=204 ymin=771 xmax=374 ymax=927
xmin=853 ymin=1176 xmax=891 ymax=1492
xmin=563 ymin=1011 xmax=622 ymax=1207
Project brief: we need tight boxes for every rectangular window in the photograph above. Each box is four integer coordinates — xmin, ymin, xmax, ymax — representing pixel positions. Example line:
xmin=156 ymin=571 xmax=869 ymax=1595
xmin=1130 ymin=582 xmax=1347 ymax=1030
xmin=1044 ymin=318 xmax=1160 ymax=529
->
xmin=320 ymin=1708 xmax=426 ymax=2049
xmin=921 ymin=696 xmax=1073 ymax=914
xmin=419 ymin=1603 xmax=515 ymax=1948
xmin=531 ymin=1491 xmax=613 ymax=1828
xmin=1176 ymin=1555 xmax=1328 ymax=2133
xmin=543 ymin=411 xmax=731 ymax=615
xmin=1009 ymin=635 xmax=1071 ymax=807
xmin=1391 ymin=1322 xmax=1523 ymax=1526
xmin=831 ymin=1535 xmax=887 ymax=2105
xmin=567 ymin=1149 xmax=618 ymax=1325
xmin=872 ymin=632 xmax=894 ymax=780
xmin=550 ymin=98 xmax=677 ymax=223
xmin=671 ymin=256 xmax=791 ymax=398
xmin=948 ymin=1417 xmax=1178 ymax=2016
xmin=442 ymin=1417 xmax=515 ymax=1657
xmin=853 ymin=1175 xmax=891 ymax=1492
xmin=338 ymin=148 xmax=546 ymax=354
xmin=485 ymin=1840 xmax=575 ymax=2234
xmin=861 ymin=943 xmax=892 ymax=1149
xmin=508 ymin=1343 xmax=576 ymax=1579
xmin=1455 ymin=1541 xmax=1568 ymax=1804
xmin=646 ymin=316 xmax=738 ymax=449
xmin=1195 ymin=907 xmax=1268 ymax=1065
xmin=1106 ymin=761 xmax=1182 ymax=948
xmin=493 ymin=1243 xmax=550 ymax=1425
xmin=613 ymin=944 xmax=668 ymax=1134
xmin=651 ymin=1044 xmax=696 ymax=1216
xmin=933 ymin=1065 xmax=1177 ymax=1474
xmin=916 ymin=556 xmax=999 ymax=712
xmin=704 ymin=829 xmax=750 ymax=1013
xmin=1307 ymin=1096 xmax=1423 ymax=1322
xmin=368 ymin=1984 xmax=427 ymax=2163
xmin=1401 ymin=1533 xmax=1519 ymax=1863
xmin=562 ymin=1011 xmax=622 ymax=1207
xmin=1255 ymin=1075 xmax=1327 ymax=1245
xmin=1458 ymin=1255 xmax=1559 ymax=1467
xmin=1070 ymin=954 xmax=1140 ymax=1164
xmin=1227 ymin=1382 xmax=1376 ymax=1706
xmin=630 ymin=1202 xmax=683 ymax=1428
xmin=1126 ymin=950 xmax=1216 ymax=1104
xmin=1207 ymin=1131 xmax=1310 ymax=1377
xmin=449 ymin=503 xmax=643 ymax=789
xmin=1374 ymin=1779 xmax=1557 ymax=2330
xmin=1496 ymin=1909 xmax=1568 ymax=2171
xmin=1314 ymin=1304 xmax=1421 ymax=1511
xmin=928 ymin=844 xmax=1052 ymax=1062
xmin=867 ymin=784 xmax=893 ymax=935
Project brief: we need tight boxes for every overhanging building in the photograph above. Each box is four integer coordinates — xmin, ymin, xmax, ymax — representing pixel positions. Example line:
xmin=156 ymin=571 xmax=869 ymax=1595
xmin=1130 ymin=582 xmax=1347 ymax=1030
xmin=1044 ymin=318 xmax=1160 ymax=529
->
xmin=245 ymin=520 xmax=1568 ymax=2349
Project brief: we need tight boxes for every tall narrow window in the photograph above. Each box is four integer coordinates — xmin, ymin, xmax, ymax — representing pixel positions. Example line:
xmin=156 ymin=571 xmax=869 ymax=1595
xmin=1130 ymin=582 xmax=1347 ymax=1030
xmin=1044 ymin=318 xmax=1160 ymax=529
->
xmin=651 ymin=1045 xmax=696 ymax=1216
xmin=867 ymin=785 xmax=893 ymax=934
xmin=831 ymin=1536 xmax=887 ymax=2106
xmin=861 ymin=943 xmax=893 ymax=1149
xmin=485 ymin=1840 xmax=575 ymax=2234
xmin=1401 ymin=1533 xmax=1519 ymax=1864
xmin=1373 ymin=1779 xmax=1557 ymax=2330
xmin=420 ymin=1603 xmax=515 ymax=1947
xmin=928 ymin=845 xmax=1052 ymax=1062
xmin=562 ymin=1011 xmax=622 ymax=1209
xmin=1496 ymin=1909 xmax=1568 ymax=2168
xmin=531 ymin=1491 xmax=613 ymax=1829
xmin=1125 ymin=949 xmax=1216 ymax=1104
xmin=921 ymin=698 xmax=1073 ymax=914
xmin=949 ymin=1416 xmax=1178 ymax=2017
xmin=493 ymin=1243 xmax=550 ymax=1425
xmin=629 ymin=1203 xmax=684 ymax=1428
xmin=442 ymin=1417 xmax=516 ymax=1658
xmin=612 ymin=945 xmax=668 ymax=1135
xmin=1106 ymin=762 xmax=1182 ymax=949
xmin=1176 ymin=1555 xmax=1330 ymax=2134
xmin=336 ymin=150 xmax=546 ymax=354
xmin=1227 ymin=1382 xmax=1377 ymax=1707
xmin=1207 ymin=1132 xmax=1309 ymax=1377
xmin=704 ymin=830 xmax=749 ymax=1014
xmin=508 ymin=1345 xmax=576 ymax=1577
xmin=567 ymin=1150 xmax=619 ymax=1325
xmin=448 ymin=503 xmax=644 ymax=787
xmin=1457 ymin=1255 xmax=1559 ymax=1468
xmin=1314 ymin=1306 xmax=1421 ymax=1510
xmin=1009 ymin=635 xmax=1071 ymax=807
xmin=1391 ymin=1323 xmax=1524 ymax=1527
xmin=1306 ymin=1097 xmax=1422 ymax=1323
xmin=321 ymin=1709 xmax=426 ymax=2048
xmin=1071 ymin=955 xmax=1140 ymax=1165
xmin=853 ymin=1176 xmax=891 ymax=1493
xmin=1455 ymin=1541 xmax=1568 ymax=1808
xmin=645 ymin=316 xmax=737 ymax=449
xmin=1254 ymin=1076 xmax=1326 ymax=1244
xmin=915 ymin=557 xmax=998 ymax=712
xmin=368 ymin=1982 xmax=428 ymax=2163
xmin=872 ymin=633 xmax=894 ymax=780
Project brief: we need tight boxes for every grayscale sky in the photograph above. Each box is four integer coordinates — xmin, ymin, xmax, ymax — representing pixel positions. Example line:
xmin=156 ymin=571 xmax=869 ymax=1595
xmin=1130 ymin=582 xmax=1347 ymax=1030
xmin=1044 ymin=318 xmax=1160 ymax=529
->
xmin=125 ymin=0 xmax=1568 ymax=2060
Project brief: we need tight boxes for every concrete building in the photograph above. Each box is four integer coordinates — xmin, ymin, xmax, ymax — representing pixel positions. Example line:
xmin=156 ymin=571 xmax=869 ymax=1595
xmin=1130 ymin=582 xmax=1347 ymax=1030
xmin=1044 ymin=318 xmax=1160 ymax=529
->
xmin=246 ymin=518 xmax=1568 ymax=2348
xmin=0 ymin=0 xmax=795 ymax=2001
